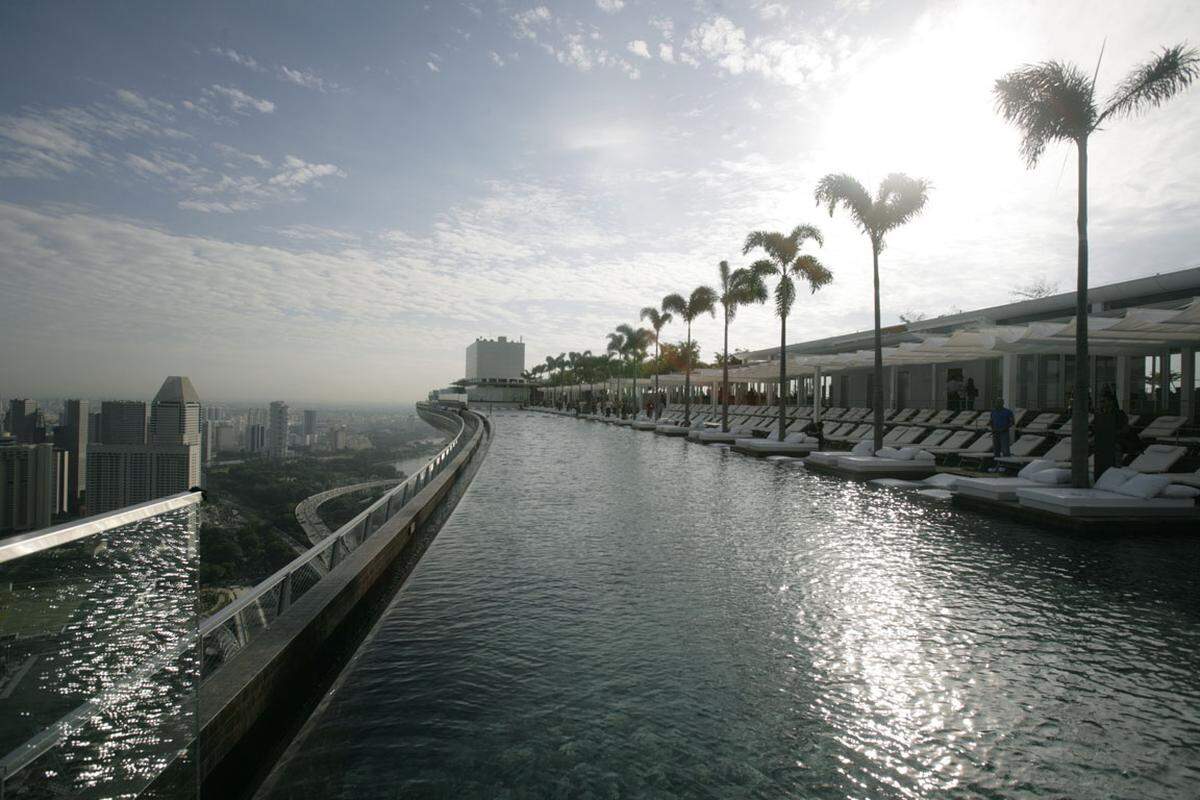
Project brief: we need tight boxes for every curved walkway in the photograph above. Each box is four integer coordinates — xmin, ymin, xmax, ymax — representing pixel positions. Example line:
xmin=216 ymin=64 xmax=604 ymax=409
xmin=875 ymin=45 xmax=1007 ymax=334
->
xmin=294 ymin=479 xmax=400 ymax=546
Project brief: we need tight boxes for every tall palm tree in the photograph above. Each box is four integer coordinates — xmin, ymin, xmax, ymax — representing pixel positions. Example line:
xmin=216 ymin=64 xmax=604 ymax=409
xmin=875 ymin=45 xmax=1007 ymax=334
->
xmin=815 ymin=174 xmax=928 ymax=452
xmin=994 ymin=44 xmax=1198 ymax=487
xmin=716 ymin=260 xmax=772 ymax=432
xmin=743 ymin=227 xmax=833 ymax=441
xmin=662 ymin=286 xmax=717 ymax=426
xmin=606 ymin=331 xmax=624 ymax=415
xmin=639 ymin=306 xmax=674 ymax=401
xmin=616 ymin=323 xmax=652 ymax=417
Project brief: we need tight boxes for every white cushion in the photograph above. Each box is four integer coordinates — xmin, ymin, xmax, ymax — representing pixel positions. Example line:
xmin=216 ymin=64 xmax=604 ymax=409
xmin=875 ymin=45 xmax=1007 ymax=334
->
xmin=1113 ymin=473 xmax=1172 ymax=499
xmin=877 ymin=446 xmax=902 ymax=459
xmin=1018 ymin=459 xmax=1056 ymax=479
xmin=851 ymin=440 xmax=874 ymax=455
xmin=1030 ymin=467 xmax=1071 ymax=485
xmin=1094 ymin=466 xmax=1137 ymax=492
xmin=1162 ymin=484 xmax=1200 ymax=499
xmin=784 ymin=432 xmax=810 ymax=443
xmin=911 ymin=449 xmax=936 ymax=462
xmin=922 ymin=473 xmax=959 ymax=489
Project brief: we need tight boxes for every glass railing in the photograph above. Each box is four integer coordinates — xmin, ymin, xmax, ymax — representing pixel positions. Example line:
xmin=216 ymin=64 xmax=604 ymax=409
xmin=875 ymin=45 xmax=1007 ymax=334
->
xmin=198 ymin=403 xmax=474 ymax=681
xmin=0 ymin=491 xmax=202 ymax=799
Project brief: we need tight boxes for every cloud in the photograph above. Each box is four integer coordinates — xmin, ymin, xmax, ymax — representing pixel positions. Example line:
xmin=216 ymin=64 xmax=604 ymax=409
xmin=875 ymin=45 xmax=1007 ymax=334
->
xmin=270 ymin=224 xmax=359 ymax=244
xmin=489 ymin=51 xmax=506 ymax=67
xmin=659 ymin=43 xmax=675 ymax=63
xmin=0 ymin=98 xmax=189 ymax=179
xmin=649 ymin=15 xmax=674 ymax=41
xmin=595 ymin=0 xmax=624 ymax=12
xmin=627 ymin=40 xmax=651 ymax=59
xmin=277 ymin=65 xmax=339 ymax=92
xmin=212 ymin=142 xmax=271 ymax=169
xmin=211 ymin=46 xmax=262 ymax=71
xmin=426 ymin=61 xmax=440 ymax=72
xmin=680 ymin=15 xmax=876 ymax=87
xmin=268 ymin=155 xmax=346 ymax=189
xmin=755 ymin=2 xmax=790 ymax=20
xmin=204 ymin=85 xmax=276 ymax=114
xmin=513 ymin=6 xmax=552 ymax=40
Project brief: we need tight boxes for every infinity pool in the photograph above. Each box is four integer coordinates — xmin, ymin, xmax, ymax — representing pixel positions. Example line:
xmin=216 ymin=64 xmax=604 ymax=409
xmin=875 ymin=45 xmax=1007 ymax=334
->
xmin=261 ymin=411 xmax=1200 ymax=799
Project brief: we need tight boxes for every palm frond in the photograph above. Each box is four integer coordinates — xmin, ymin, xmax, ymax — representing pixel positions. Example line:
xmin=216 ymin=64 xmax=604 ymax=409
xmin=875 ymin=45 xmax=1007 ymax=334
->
xmin=774 ymin=274 xmax=796 ymax=319
xmin=748 ymin=258 xmax=778 ymax=277
xmin=792 ymin=254 xmax=833 ymax=293
xmin=731 ymin=267 xmax=769 ymax=305
xmin=789 ymin=224 xmax=824 ymax=249
xmin=875 ymin=173 xmax=930 ymax=235
xmin=661 ymin=292 xmax=687 ymax=317
xmin=640 ymin=305 xmax=671 ymax=331
xmin=606 ymin=332 xmax=623 ymax=355
xmin=688 ymin=285 xmax=718 ymax=318
xmin=1099 ymin=44 xmax=1200 ymax=123
xmin=814 ymin=173 xmax=872 ymax=231
xmin=993 ymin=60 xmax=1095 ymax=166
xmin=742 ymin=230 xmax=794 ymax=265
xmin=718 ymin=259 xmax=732 ymax=291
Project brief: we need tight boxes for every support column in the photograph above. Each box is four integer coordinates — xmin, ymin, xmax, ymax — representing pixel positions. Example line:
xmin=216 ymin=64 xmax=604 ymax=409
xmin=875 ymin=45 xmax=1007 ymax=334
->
xmin=1181 ymin=348 xmax=1195 ymax=422
xmin=887 ymin=366 xmax=897 ymax=411
xmin=813 ymin=367 xmax=823 ymax=432
xmin=1116 ymin=355 xmax=1130 ymax=412
xmin=931 ymin=364 xmax=940 ymax=409
xmin=1002 ymin=354 xmax=1017 ymax=408
xmin=1160 ymin=350 xmax=1171 ymax=411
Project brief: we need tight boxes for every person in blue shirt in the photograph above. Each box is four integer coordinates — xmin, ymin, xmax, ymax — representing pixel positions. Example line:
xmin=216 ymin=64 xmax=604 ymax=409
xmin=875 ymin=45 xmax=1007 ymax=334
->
xmin=989 ymin=398 xmax=1015 ymax=462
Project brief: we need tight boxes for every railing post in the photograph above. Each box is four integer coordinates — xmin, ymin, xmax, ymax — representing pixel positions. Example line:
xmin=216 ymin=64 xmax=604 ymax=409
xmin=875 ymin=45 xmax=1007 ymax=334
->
xmin=277 ymin=573 xmax=292 ymax=615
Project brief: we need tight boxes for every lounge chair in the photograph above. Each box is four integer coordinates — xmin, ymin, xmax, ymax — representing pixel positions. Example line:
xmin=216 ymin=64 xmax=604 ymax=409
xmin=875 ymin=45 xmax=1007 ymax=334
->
xmin=657 ymin=413 xmax=712 ymax=436
xmin=819 ymin=446 xmax=939 ymax=480
xmin=921 ymin=430 xmax=978 ymax=455
xmin=731 ymin=432 xmax=819 ymax=457
xmin=954 ymin=459 xmax=1071 ymax=503
xmin=959 ymin=434 xmax=1046 ymax=471
xmin=1139 ymin=416 xmax=1188 ymax=441
xmin=1118 ymin=443 xmax=1187 ymax=474
xmin=1014 ymin=468 xmax=1200 ymax=518
xmin=996 ymin=436 xmax=1073 ymax=469
xmin=909 ymin=409 xmax=936 ymax=425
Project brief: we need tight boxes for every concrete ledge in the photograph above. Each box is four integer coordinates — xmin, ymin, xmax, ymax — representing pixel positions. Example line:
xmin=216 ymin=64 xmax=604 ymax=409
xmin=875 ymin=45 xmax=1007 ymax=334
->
xmin=196 ymin=408 xmax=487 ymax=793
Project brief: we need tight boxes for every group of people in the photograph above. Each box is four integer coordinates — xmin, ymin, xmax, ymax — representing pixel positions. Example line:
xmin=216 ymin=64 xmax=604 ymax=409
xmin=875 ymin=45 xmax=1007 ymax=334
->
xmin=946 ymin=375 xmax=980 ymax=411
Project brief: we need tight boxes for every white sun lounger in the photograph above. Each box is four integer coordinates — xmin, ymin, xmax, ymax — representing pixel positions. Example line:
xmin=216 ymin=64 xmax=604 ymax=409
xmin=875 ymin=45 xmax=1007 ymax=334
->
xmin=1015 ymin=487 xmax=1197 ymax=518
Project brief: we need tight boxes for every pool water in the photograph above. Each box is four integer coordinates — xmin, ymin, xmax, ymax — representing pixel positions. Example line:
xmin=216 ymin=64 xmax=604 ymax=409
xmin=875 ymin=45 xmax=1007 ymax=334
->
xmin=261 ymin=411 xmax=1200 ymax=799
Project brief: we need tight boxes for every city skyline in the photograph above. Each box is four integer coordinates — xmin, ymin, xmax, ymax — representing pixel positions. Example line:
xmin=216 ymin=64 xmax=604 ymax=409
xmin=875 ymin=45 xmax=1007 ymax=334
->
xmin=3 ymin=1 xmax=1199 ymax=402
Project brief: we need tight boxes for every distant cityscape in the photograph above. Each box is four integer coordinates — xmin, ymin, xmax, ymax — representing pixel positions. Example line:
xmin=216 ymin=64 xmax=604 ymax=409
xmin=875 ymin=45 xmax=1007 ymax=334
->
xmin=0 ymin=377 xmax=411 ymax=535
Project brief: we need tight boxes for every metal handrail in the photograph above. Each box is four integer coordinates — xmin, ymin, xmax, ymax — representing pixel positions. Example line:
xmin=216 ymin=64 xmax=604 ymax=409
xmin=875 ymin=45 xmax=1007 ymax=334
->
xmin=198 ymin=404 xmax=473 ymax=675
xmin=0 ymin=491 xmax=202 ymax=564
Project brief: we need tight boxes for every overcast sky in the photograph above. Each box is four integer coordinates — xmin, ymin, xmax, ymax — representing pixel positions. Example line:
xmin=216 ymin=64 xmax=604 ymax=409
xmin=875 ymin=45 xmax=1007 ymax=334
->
xmin=2 ymin=0 xmax=1198 ymax=403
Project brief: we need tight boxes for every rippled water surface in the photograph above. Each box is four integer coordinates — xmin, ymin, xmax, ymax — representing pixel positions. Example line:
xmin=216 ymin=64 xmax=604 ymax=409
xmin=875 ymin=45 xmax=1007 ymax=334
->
xmin=264 ymin=411 xmax=1200 ymax=799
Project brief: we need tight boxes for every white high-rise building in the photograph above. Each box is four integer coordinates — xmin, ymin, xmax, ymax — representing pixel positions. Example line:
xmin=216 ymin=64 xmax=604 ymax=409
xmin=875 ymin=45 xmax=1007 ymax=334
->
xmin=268 ymin=401 xmax=289 ymax=460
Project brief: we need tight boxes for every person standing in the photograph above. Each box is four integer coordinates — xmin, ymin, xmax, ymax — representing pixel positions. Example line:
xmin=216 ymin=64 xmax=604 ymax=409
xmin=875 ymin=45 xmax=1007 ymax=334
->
xmin=989 ymin=397 xmax=1015 ymax=469
xmin=946 ymin=374 xmax=963 ymax=411
xmin=964 ymin=377 xmax=979 ymax=410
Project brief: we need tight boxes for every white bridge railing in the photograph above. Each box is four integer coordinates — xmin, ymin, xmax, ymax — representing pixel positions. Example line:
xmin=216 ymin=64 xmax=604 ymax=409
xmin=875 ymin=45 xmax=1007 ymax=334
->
xmin=198 ymin=403 xmax=470 ymax=680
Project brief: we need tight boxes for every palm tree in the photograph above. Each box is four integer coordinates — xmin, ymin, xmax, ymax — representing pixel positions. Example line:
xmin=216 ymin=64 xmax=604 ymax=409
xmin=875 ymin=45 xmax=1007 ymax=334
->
xmin=994 ymin=44 xmax=1199 ymax=487
xmin=662 ymin=286 xmax=717 ymax=426
xmin=716 ymin=260 xmax=772 ymax=432
xmin=606 ymin=331 xmax=624 ymax=415
xmin=815 ymin=174 xmax=928 ymax=452
xmin=639 ymin=306 xmax=674 ymax=402
xmin=616 ymin=323 xmax=652 ymax=417
xmin=742 ymin=227 xmax=833 ymax=441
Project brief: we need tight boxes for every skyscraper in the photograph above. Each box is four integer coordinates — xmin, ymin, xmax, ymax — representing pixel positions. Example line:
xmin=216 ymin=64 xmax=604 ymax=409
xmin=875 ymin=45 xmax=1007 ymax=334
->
xmin=87 ymin=377 xmax=202 ymax=514
xmin=6 ymin=399 xmax=43 ymax=443
xmin=100 ymin=401 xmax=149 ymax=444
xmin=268 ymin=401 xmax=289 ymax=460
xmin=0 ymin=443 xmax=64 ymax=533
xmin=54 ymin=399 xmax=89 ymax=513
xmin=303 ymin=409 xmax=317 ymax=437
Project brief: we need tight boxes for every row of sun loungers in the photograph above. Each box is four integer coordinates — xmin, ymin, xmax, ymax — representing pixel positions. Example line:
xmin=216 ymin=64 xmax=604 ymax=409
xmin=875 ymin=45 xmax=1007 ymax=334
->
xmin=534 ymin=403 xmax=1199 ymax=527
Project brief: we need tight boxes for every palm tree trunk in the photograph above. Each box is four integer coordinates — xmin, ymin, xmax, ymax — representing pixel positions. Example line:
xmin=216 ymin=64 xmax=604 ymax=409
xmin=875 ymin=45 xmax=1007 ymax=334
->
xmin=872 ymin=243 xmax=884 ymax=453
xmin=653 ymin=335 xmax=660 ymax=400
xmin=722 ymin=309 xmax=730 ymax=433
xmin=777 ymin=311 xmax=787 ymax=441
xmin=684 ymin=320 xmax=693 ymax=426
xmin=1072 ymin=137 xmax=1090 ymax=488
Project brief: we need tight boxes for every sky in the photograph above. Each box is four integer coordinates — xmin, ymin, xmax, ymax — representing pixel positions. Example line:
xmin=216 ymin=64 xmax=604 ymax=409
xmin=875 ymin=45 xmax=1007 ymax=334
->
xmin=2 ymin=0 xmax=1198 ymax=403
